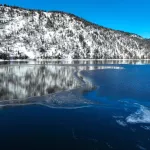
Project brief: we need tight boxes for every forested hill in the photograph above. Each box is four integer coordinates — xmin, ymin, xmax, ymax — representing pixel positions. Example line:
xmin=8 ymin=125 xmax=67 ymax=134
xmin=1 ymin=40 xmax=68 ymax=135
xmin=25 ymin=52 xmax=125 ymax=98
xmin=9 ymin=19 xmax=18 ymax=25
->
xmin=0 ymin=4 xmax=150 ymax=59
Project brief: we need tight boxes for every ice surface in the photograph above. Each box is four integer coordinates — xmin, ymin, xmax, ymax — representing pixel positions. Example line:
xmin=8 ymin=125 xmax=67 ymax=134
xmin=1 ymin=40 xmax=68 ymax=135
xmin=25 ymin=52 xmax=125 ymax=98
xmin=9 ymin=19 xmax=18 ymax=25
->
xmin=126 ymin=105 xmax=150 ymax=124
xmin=116 ymin=120 xmax=128 ymax=127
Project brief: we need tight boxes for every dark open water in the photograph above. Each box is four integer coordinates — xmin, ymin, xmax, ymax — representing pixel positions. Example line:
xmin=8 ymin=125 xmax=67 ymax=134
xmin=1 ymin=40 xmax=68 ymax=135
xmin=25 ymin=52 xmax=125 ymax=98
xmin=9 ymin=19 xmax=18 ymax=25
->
xmin=0 ymin=60 xmax=150 ymax=150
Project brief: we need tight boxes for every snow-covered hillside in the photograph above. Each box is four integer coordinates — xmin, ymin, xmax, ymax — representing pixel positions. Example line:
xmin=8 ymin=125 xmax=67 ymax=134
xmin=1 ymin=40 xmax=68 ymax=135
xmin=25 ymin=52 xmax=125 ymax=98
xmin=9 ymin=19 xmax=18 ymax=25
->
xmin=0 ymin=4 xmax=150 ymax=59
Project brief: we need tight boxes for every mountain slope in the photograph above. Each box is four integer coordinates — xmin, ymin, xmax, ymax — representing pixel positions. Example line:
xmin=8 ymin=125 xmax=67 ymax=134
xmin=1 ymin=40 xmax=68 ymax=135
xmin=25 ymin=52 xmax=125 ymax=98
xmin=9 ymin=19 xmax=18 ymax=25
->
xmin=0 ymin=4 xmax=150 ymax=59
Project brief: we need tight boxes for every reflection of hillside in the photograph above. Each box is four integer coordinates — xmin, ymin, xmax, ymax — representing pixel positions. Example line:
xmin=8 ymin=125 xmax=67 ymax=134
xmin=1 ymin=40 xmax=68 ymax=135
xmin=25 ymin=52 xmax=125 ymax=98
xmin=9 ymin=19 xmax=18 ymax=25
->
xmin=0 ymin=65 xmax=81 ymax=100
xmin=0 ymin=64 xmax=124 ymax=102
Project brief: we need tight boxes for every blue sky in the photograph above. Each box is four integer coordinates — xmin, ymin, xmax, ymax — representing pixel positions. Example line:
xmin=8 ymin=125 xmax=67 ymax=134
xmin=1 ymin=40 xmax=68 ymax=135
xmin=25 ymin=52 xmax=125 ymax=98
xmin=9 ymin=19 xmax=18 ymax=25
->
xmin=1 ymin=0 xmax=149 ymax=38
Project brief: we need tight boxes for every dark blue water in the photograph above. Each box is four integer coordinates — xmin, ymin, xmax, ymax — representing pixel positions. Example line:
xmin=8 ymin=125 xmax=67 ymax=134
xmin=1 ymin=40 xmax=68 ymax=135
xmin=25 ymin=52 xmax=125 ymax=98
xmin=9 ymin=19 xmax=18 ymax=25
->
xmin=0 ymin=64 xmax=150 ymax=150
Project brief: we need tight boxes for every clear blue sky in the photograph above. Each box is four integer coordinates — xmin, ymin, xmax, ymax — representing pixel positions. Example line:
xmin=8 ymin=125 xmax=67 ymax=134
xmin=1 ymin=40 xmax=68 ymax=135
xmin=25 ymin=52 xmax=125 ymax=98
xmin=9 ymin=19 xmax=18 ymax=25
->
xmin=1 ymin=0 xmax=150 ymax=38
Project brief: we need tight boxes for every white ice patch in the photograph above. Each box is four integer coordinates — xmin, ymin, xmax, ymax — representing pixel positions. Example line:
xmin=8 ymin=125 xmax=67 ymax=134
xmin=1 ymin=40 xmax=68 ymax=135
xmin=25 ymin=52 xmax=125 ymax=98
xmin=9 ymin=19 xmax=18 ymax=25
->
xmin=126 ymin=105 xmax=150 ymax=124
xmin=136 ymin=144 xmax=146 ymax=150
xmin=116 ymin=120 xmax=127 ymax=127
xmin=113 ymin=116 xmax=124 ymax=119
xmin=141 ymin=126 xmax=150 ymax=130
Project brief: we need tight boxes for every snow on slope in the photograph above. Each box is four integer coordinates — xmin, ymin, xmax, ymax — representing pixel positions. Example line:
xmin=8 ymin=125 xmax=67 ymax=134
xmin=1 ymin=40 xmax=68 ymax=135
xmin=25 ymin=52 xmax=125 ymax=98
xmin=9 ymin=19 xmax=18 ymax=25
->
xmin=0 ymin=5 xmax=150 ymax=59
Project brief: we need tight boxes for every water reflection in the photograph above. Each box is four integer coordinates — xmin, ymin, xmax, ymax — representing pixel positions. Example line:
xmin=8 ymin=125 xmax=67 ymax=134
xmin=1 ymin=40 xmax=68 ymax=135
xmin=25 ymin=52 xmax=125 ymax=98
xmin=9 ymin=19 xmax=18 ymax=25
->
xmin=0 ymin=63 xmax=124 ymax=108
xmin=0 ymin=65 xmax=80 ymax=100
xmin=0 ymin=64 xmax=123 ymax=101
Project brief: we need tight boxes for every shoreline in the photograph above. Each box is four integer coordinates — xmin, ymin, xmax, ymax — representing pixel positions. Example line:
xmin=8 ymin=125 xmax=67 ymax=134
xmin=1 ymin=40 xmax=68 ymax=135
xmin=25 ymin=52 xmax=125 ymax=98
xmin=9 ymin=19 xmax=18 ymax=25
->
xmin=1 ymin=59 xmax=150 ymax=62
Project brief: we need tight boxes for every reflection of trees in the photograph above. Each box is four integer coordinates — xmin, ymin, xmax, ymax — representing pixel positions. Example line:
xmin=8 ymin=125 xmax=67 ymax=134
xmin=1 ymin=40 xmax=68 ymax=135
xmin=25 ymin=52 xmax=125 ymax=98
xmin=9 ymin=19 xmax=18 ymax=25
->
xmin=0 ymin=63 xmax=124 ymax=101
xmin=0 ymin=65 xmax=80 ymax=100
